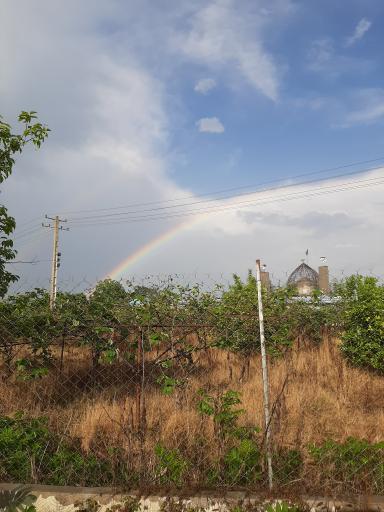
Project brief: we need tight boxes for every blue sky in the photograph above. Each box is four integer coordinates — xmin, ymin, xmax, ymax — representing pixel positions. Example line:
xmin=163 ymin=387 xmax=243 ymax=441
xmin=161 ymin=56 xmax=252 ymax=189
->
xmin=1 ymin=0 xmax=384 ymax=288
xmin=169 ymin=0 xmax=384 ymax=191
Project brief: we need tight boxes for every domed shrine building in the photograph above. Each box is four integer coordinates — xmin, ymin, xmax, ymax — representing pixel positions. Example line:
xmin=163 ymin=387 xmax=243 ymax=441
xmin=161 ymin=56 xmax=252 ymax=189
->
xmin=287 ymin=262 xmax=330 ymax=296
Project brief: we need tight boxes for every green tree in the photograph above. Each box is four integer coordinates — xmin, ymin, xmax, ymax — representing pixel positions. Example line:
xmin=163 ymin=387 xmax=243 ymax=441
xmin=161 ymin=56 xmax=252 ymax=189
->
xmin=0 ymin=111 xmax=49 ymax=296
xmin=2 ymin=289 xmax=54 ymax=379
xmin=338 ymin=275 xmax=384 ymax=372
xmin=86 ymin=279 xmax=127 ymax=367
xmin=213 ymin=271 xmax=294 ymax=355
xmin=89 ymin=279 xmax=127 ymax=320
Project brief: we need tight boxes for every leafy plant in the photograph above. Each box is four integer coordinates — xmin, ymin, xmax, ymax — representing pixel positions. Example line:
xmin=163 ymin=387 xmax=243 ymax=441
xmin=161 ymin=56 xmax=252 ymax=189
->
xmin=213 ymin=272 xmax=295 ymax=356
xmin=48 ymin=445 xmax=113 ymax=486
xmin=197 ymin=389 xmax=244 ymax=440
xmin=0 ymin=414 xmax=116 ymax=486
xmin=337 ymin=275 xmax=384 ymax=372
xmin=0 ymin=415 xmax=51 ymax=482
xmin=197 ymin=389 xmax=261 ymax=484
xmin=265 ymin=501 xmax=302 ymax=512
xmin=309 ymin=437 xmax=384 ymax=492
xmin=224 ymin=438 xmax=261 ymax=484
xmin=0 ymin=111 xmax=49 ymax=296
xmin=156 ymin=375 xmax=184 ymax=395
xmin=154 ymin=444 xmax=188 ymax=486
xmin=0 ymin=486 xmax=36 ymax=512
xmin=273 ymin=448 xmax=302 ymax=485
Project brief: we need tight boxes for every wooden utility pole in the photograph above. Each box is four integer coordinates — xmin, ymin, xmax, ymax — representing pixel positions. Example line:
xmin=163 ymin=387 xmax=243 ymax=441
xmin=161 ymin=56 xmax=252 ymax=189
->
xmin=255 ymin=259 xmax=273 ymax=490
xmin=43 ymin=215 xmax=68 ymax=309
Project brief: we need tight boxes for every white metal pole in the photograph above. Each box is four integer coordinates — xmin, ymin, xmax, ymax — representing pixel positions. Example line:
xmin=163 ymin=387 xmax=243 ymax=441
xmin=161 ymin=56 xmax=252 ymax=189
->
xmin=256 ymin=259 xmax=273 ymax=489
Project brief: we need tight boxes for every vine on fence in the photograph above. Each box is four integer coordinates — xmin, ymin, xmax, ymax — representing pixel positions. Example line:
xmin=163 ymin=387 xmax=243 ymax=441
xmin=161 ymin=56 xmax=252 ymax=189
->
xmin=0 ymin=273 xmax=346 ymax=381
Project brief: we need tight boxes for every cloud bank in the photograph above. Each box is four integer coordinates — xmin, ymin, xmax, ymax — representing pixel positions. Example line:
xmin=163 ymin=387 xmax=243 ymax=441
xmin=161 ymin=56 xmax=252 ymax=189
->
xmin=1 ymin=0 xmax=383 ymax=289
xmin=177 ymin=0 xmax=281 ymax=100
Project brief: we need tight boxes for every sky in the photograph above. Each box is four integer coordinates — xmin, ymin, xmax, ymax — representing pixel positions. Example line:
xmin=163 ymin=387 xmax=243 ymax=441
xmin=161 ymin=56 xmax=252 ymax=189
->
xmin=1 ymin=0 xmax=384 ymax=291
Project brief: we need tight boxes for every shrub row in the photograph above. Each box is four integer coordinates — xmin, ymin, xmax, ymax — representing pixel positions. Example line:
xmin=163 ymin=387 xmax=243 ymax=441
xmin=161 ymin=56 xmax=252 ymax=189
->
xmin=1 ymin=414 xmax=383 ymax=494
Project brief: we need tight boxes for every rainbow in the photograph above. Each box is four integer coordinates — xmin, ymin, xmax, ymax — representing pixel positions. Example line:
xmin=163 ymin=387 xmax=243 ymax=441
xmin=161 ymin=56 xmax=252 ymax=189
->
xmin=105 ymin=215 xmax=202 ymax=280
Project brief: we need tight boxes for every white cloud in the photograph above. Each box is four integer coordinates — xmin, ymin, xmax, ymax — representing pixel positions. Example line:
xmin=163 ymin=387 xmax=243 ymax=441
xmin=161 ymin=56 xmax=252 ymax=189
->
xmin=1 ymin=1 xmax=384 ymax=286
xmin=307 ymin=35 xmax=374 ymax=76
xmin=345 ymin=18 xmax=372 ymax=47
xmin=194 ymin=78 xmax=217 ymax=94
xmin=307 ymin=38 xmax=334 ymax=71
xmin=340 ymin=88 xmax=384 ymax=126
xmin=176 ymin=0 xmax=282 ymax=101
xmin=148 ymin=167 xmax=384 ymax=282
xmin=294 ymin=89 xmax=384 ymax=128
xmin=196 ymin=117 xmax=225 ymax=133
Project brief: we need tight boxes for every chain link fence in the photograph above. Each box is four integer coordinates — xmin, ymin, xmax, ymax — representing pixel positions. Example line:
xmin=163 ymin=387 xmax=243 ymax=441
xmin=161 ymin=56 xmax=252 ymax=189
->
xmin=0 ymin=278 xmax=383 ymax=496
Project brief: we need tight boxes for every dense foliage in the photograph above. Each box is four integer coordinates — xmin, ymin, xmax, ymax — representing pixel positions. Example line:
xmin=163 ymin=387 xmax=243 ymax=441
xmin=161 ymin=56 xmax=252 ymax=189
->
xmin=0 ymin=414 xmax=117 ymax=486
xmin=0 ymin=271 xmax=383 ymax=381
xmin=0 ymin=112 xmax=49 ymax=296
xmin=0 ymin=273 xmax=383 ymax=493
xmin=0 ymin=274 xmax=343 ymax=380
xmin=0 ymin=407 xmax=382 ymax=492
xmin=338 ymin=275 xmax=384 ymax=372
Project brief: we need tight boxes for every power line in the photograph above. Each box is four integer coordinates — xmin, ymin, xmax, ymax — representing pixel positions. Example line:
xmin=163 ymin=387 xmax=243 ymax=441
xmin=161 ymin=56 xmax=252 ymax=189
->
xmin=68 ymin=174 xmax=384 ymax=225
xmin=4 ymin=259 xmax=52 ymax=265
xmin=65 ymin=164 xmax=384 ymax=223
xmin=14 ymin=217 xmax=42 ymax=231
xmin=13 ymin=226 xmax=43 ymax=241
xmin=58 ymin=155 xmax=384 ymax=215
xmin=13 ymin=225 xmax=42 ymax=239
xmin=66 ymin=174 xmax=384 ymax=228
xmin=11 ymin=157 xmax=384 ymax=236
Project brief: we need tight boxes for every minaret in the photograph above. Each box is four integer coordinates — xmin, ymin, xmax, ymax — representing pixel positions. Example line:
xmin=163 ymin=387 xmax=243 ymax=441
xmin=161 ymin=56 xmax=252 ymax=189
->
xmin=318 ymin=257 xmax=330 ymax=294
xmin=260 ymin=270 xmax=271 ymax=291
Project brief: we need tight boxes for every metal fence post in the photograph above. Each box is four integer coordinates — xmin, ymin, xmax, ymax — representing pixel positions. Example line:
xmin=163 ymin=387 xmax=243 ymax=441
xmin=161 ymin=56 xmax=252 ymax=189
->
xmin=256 ymin=259 xmax=273 ymax=490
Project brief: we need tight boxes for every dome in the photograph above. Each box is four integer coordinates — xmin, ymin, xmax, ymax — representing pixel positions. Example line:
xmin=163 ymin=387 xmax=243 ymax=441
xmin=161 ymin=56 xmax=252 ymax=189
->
xmin=287 ymin=262 xmax=318 ymax=287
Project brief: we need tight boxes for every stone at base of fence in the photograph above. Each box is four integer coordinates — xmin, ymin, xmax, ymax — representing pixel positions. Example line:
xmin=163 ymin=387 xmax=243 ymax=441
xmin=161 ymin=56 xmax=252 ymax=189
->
xmin=1 ymin=485 xmax=384 ymax=512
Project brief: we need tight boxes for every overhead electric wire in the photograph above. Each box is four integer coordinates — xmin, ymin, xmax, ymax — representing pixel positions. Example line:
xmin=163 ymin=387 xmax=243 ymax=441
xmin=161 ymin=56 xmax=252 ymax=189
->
xmin=58 ymin=155 xmax=384 ymax=215
xmin=66 ymin=167 xmax=384 ymax=225
xmin=13 ymin=226 xmax=43 ymax=241
xmin=66 ymin=174 xmax=384 ymax=228
xmin=12 ymin=227 xmax=49 ymax=248
xmin=13 ymin=224 xmax=42 ymax=238
xmin=65 ymin=164 xmax=384 ymax=223
xmin=5 ymin=259 xmax=52 ymax=265
xmin=14 ymin=217 xmax=42 ymax=230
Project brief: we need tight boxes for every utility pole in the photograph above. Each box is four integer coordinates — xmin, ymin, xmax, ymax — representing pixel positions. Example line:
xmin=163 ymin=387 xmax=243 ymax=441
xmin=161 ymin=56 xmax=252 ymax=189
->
xmin=255 ymin=259 xmax=273 ymax=490
xmin=43 ymin=215 xmax=68 ymax=309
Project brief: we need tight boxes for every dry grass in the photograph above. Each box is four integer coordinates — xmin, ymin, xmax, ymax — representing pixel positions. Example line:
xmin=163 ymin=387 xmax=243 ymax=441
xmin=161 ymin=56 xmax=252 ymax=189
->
xmin=1 ymin=337 xmax=384 ymax=461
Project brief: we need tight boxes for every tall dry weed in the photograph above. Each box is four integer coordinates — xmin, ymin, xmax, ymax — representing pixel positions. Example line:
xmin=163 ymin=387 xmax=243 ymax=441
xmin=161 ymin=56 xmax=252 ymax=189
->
xmin=1 ymin=338 xmax=383 ymax=462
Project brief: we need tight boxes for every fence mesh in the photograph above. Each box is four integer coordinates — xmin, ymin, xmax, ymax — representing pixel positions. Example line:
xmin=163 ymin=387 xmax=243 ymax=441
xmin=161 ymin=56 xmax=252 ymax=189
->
xmin=0 ymin=278 xmax=383 ymax=496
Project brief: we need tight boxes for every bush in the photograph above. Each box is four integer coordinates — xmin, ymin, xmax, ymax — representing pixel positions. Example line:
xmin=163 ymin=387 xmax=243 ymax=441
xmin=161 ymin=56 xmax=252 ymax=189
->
xmin=309 ymin=437 xmax=384 ymax=493
xmin=273 ymin=448 xmax=302 ymax=485
xmin=0 ymin=414 xmax=115 ymax=486
xmin=155 ymin=444 xmax=188 ymax=486
xmin=338 ymin=275 xmax=384 ymax=372
xmin=0 ymin=415 xmax=51 ymax=482
xmin=224 ymin=438 xmax=261 ymax=484
xmin=48 ymin=445 xmax=113 ymax=486
xmin=213 ymin=272 xmax=294 ymax=355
